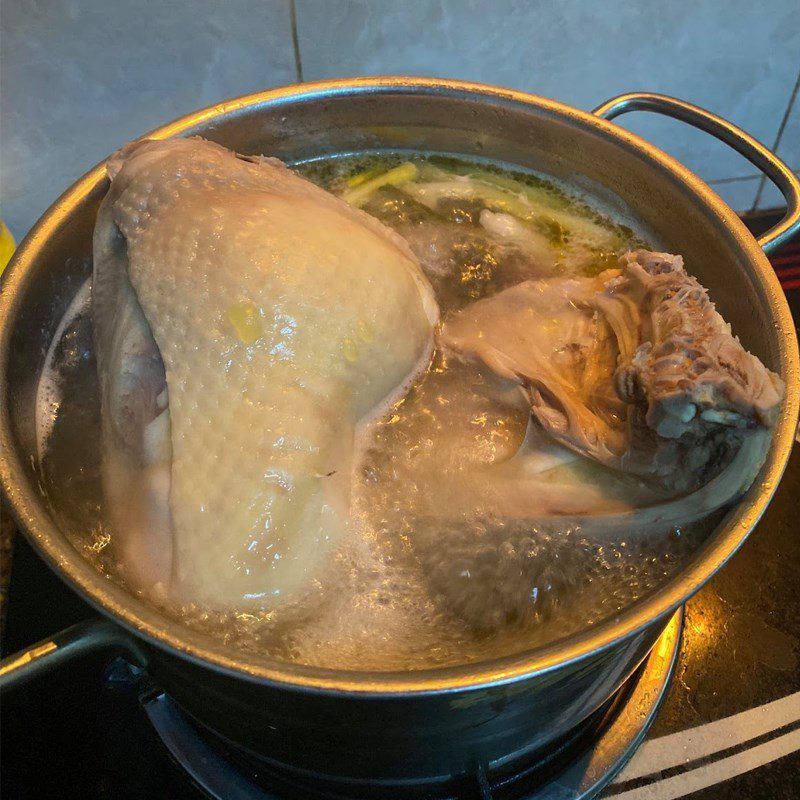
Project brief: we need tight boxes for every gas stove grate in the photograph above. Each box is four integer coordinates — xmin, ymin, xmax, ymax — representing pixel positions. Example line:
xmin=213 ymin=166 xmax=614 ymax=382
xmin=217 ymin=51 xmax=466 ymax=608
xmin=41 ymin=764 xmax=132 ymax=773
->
xmin=140 ymin=611 xmax=682 ymax=800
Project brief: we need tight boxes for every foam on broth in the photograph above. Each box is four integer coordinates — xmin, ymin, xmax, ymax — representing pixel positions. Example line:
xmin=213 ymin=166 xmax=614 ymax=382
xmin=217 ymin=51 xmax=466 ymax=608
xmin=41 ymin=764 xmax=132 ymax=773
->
xmin=37 ymin=154 xmax=704 ymax=671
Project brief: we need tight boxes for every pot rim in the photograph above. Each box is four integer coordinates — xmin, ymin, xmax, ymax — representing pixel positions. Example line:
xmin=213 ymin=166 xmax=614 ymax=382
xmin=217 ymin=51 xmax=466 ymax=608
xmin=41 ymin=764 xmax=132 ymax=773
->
xmin=1 ymin=76 xmax=798 ymax=696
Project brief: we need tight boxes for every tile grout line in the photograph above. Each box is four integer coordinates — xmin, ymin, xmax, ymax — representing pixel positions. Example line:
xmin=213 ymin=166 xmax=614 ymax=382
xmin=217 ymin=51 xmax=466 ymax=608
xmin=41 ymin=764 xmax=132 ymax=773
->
xmin=707 ymin=175 xmax=763 ymax=185
xmin=751 ymin=63 xmax=800 ymax=212
xmin=289 ymin=0 xmax=304 ymax=83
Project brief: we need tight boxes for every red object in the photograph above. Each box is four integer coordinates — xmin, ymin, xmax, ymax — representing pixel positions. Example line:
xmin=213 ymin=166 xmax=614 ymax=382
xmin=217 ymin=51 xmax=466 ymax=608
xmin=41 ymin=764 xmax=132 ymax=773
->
xmin=764 ymin=234 xmax=800 ymax=323
xmin=771 ymin=239 xmax=800 ymax=288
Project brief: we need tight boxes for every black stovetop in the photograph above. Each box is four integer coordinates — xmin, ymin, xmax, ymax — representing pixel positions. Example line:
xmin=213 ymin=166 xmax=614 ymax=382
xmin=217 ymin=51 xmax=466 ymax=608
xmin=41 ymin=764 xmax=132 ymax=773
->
xmin=2 ymin=218 xmax=799 ymax=800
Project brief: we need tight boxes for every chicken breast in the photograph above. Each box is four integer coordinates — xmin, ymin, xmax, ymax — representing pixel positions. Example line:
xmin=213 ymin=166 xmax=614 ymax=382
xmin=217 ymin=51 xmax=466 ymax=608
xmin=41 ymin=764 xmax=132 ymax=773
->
xmin=93 ymin=138 xmax=438 ymax=609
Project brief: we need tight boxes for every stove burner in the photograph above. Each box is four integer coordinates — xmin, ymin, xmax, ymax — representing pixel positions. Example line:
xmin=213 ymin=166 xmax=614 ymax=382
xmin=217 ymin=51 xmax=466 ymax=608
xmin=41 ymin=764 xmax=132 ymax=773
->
xmin=140 ymin=609 xmax=682 ymax=800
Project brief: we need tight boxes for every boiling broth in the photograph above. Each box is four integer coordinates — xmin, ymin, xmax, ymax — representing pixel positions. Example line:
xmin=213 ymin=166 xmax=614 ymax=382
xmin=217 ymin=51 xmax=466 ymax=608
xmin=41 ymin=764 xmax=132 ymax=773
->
xmin=37 ymin=154 xmax=705 ymax=671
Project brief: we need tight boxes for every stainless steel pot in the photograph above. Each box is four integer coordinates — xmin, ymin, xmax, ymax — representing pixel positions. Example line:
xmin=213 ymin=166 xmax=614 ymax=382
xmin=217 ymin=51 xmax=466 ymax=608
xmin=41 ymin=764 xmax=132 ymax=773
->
xmin=1 ymin=78 xmax=799 ymax=785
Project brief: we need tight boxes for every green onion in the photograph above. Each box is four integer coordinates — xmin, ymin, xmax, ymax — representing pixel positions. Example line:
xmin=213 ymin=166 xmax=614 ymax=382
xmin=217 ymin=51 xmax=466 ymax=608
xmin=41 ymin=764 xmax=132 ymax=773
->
xmin=346 ymin=166 xmax=385 ymax=189
xmin=402 ymin=178 xmax=619 ymax=250
xmin=419 ymin=160 xmax=571 ymax=211
xmin=341 ymin=162 xmax=419 ymax=207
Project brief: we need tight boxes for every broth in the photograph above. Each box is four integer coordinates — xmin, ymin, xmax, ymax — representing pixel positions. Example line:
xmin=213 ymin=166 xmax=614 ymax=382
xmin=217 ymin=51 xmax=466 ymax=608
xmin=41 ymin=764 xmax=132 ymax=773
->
xmin=37 ymin=154 xmax=706 ymax=671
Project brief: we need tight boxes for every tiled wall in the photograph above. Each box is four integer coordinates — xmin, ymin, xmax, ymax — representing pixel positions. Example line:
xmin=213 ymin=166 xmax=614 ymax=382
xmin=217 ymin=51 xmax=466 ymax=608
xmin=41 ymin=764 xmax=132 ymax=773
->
xmin=1 ymin=0 xmax=798 ymax=241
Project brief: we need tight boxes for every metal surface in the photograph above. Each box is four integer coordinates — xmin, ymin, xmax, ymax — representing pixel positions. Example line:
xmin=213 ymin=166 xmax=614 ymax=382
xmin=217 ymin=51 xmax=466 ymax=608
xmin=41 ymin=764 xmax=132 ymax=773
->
xmin=0 ymin=78 xmax=798 ymax=780
xmin=592 ymin=92 xmax=800 ymax=254
xmin=142 ymin=611 xmax=683 ymax=799
xmin=0 ymin=617 xmax=144 ymax=692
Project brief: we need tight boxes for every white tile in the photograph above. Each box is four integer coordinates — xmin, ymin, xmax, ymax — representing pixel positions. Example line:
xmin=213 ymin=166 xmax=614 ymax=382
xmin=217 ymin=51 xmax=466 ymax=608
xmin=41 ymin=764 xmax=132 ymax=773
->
xmin=754 ymin=171 xmax=800 ymax=211
xmin=0 ymin=0 xmax=297 ymax=241
xmin=706 ymin=177 xmax=761 ymax=214
xmin=296 ymin=0 xmax=800 ymax=185
xmin=755 ymin=81 xmax=800 ymax=210
xmin=733 ymin=74 xmax=800 ymax=212
xmin=775 ymin=86 xmax=800 ymax=170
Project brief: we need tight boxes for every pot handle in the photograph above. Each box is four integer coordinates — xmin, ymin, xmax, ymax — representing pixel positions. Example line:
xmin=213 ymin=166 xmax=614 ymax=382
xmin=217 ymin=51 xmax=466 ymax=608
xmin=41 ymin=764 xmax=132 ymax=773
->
xmin=0 ymin=617 xmax=146 ymax=693
xmin=593 ymin=92 xmax=800 ymax=254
